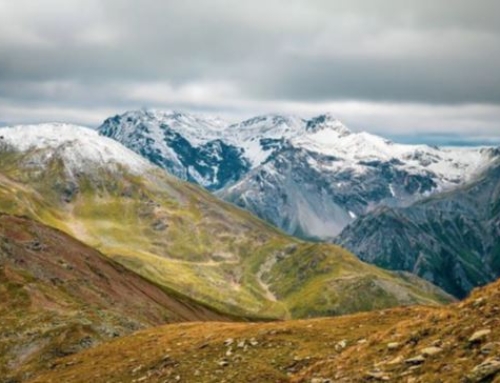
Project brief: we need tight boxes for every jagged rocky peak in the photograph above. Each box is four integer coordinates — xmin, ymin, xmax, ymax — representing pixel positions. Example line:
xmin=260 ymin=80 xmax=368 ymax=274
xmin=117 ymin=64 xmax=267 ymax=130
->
xmin=305 ymin=113 xmax=351 ymax=136
xmin=102 ymin=108 xmax=227 ymax=137
xmin=98 ymin=109 xmax=251 ymax=190
xmin=227 ymin=113 xmax=306 ymax=141
xmin=237 ymin=114 xmax=303 ymax=128
xmin=335 ymin=159 xmax=500 ymax=298
xmin=481 ymin=146 xmax=500 ymax=158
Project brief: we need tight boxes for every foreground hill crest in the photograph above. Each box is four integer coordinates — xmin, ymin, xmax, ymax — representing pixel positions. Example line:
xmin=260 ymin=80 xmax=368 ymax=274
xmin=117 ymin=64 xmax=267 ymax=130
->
xmin=25 ymin=271 xmax=500 ymax=383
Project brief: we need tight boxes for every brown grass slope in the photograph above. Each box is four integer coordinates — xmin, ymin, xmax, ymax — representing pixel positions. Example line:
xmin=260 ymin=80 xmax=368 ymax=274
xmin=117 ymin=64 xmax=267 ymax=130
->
xmin=0 ymin=214 xmax=232 ymax=383
xmin=29 ymin=277 xmax=500 ymax=383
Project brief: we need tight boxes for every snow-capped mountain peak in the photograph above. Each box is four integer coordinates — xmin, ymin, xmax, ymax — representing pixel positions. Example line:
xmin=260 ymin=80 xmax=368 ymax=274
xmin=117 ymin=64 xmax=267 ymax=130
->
xmin=0 ymin=123 xmax=153 ymax=176
xmin=99 ymin=110 xmax=251 ymax=189
xmin=102 ymin=109 xmax=228 ymax=146
xmin=4 ymin=113 xmax=498 ymax=244
xmin=305 ymin=113 xmax=351 ymax=136
xmin=97 ymin=109 xmax=500 ymax=240
xmin=226 ymin=114 xmax=305 ymax=141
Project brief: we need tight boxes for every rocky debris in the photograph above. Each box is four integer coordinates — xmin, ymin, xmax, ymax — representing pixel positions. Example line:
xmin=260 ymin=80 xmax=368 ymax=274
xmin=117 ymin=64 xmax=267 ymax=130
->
xmin=365 ymin=370 xmax=390 ymax=381
xmin=152 ymin=220 xmax=168 ymax=231
xmin=335 ymin=340 xmax=347 ymax=351
xmin=310 ymin=378 xmax=331 ymax=383
xmin=285 ymin=356 xmax=315 ymax=374
xmin=131 ymin=365 xmax=143 ymax=374
xmin=473 ymin=298 xmax=486 ymax=307
xmin=405 ymin=355 xmax=425 ymax=365
xmin=481 ymin=342 xmax=499 ymax=355
xmin=26 ymin=240 xmax=43 ymax=251
xmin=386 ymin=355 xmax=403 ymax=365
xmin=430 ymin=339 xmax=442 ymax=347
xmin=60 ymin=261 xmax=74 ymax=271
xmin=469 ymin=329 xmax=491 ymax=344
xmin=420 ymin=346 xmax=442 ymax=356
xmin=466 ymin=357 xmax=500 ymax=382
xmin=224 ymin=338 xmax=234 ymax=347
xmin=387 ymin=342 xmax=399 ymax=350
xmin=217 ymin=359 xmax=229 ymax=367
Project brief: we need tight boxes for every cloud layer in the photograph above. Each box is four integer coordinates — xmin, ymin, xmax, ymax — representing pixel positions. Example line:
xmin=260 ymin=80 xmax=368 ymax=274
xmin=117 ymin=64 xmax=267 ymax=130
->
xmin=1 ymin=0 xmax=499 ymax=141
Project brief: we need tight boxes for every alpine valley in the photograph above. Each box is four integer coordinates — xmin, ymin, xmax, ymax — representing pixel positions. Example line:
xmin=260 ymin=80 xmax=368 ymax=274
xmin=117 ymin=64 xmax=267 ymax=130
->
xmin=0 ymin=118 xmax=498 ymax=383
xmin=99 ymin=109 xmax=500 ymax=297
xmin=0 ymin=124 xmax=451 ymax=318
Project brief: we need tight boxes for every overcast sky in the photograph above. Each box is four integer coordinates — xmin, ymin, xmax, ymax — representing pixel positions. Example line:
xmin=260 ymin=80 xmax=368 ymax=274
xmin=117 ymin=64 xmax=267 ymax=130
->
xmin=1 ymin=0 xmax=499 ymax=143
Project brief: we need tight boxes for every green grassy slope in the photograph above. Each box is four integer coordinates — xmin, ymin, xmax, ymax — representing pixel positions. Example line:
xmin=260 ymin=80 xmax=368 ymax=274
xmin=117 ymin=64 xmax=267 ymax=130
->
xmin=0 ymin=138 xmax=452 ymax=319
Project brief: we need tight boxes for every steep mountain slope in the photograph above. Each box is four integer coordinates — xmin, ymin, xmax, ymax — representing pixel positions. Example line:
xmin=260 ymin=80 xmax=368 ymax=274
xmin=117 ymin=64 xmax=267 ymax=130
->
xmin=99 ymin=110 xmax=499 ymax=239
xmin=336 ymin=156 xmax=500 ymax=298
xmin=0 ymin=213 xmax=231 ymax=382
xmin=0 ymin=123 xmax=451 ymax=320
xmin=99 ymin=110 xmax=249 ymax=190
xmin=26 ymin=276 xmax=500 ymax=382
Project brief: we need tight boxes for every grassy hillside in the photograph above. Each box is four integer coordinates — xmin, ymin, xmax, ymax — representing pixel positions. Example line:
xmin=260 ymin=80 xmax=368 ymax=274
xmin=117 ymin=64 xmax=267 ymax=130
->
xmin=0 ymin=214 xmax=232 ymax=382
xmin=0 ymin=133 xmax=452 ymax=320
xmin=24 ymin=277 xmax=500 ymax=383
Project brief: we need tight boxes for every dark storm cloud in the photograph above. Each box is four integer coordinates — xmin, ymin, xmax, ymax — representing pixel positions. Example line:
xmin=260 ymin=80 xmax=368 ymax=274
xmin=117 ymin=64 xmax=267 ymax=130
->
xmin=0 ymin=0 xmax=499 ymax=137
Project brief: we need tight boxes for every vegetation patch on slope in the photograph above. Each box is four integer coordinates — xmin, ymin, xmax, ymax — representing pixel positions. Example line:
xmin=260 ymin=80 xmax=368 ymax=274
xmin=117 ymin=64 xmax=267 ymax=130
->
xmin=27 ymin=277 xmax=500 ymax=383
xmin=0 ymin=214 xmax=232 ymax=382
xmin=0 ymin=136 xmax=453 ymax=320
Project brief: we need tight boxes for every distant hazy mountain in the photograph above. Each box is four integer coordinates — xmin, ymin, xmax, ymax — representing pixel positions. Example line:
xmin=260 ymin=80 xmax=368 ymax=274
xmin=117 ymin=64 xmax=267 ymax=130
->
xmin=99 ymin=109 xmax=499 ymax=240
xmin=336 ymin=155 xmax=500 ymax=298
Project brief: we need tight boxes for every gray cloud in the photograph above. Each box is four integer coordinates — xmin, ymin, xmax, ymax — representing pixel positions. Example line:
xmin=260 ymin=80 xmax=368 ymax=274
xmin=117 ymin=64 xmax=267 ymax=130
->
xmin=0 ymin=0 xmax=499 ymax=139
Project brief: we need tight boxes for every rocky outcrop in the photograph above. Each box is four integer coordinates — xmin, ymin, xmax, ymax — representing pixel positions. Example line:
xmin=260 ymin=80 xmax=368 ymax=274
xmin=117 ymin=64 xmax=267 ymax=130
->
xmin=336 ymin=160 xmax=500 ymax=298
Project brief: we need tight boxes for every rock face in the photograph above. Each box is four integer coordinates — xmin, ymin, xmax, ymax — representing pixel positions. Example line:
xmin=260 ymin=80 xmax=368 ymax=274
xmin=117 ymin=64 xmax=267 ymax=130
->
xmin=98 ymin=110 xmax=499 ymax=240
xmin=98 ymin=110 xmax=250 ymax=190
xmin=336 ymin=159 xmax=500 ymax=298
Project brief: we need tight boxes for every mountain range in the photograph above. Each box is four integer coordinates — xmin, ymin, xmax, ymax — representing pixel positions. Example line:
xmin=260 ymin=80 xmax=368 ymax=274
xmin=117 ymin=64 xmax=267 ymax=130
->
xmin=0 ymin=116 xmax=499 ymax=382
xmin=99 ymin=109 xmax=499 ymax=240
xmin=98 ymin=109 xmax=500 ymax=297
xmin=336 ymin=155 xmax=500 ymax=298
xmin=0 ymin=123 xmax=450 ymax=322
